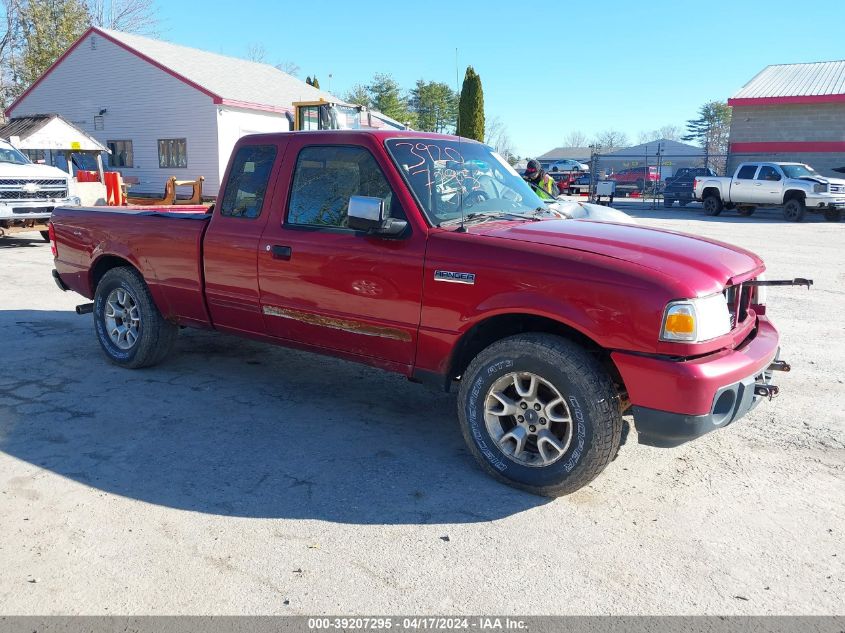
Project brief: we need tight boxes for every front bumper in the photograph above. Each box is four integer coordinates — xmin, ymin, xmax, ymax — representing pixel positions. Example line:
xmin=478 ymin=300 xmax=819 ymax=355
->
xmin=612 ymin=316 xmax=781 ymax=447
xmin=0 ymin=198 xmax=75 ymax=221
xmin=805 ymin=194 xmax=845 ymax=209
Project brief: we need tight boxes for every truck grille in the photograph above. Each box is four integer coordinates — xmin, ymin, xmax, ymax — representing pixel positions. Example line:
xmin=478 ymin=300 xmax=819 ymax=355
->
xmin=0 ymin=178 xmax=68 ymax=201
xmin=724 ymin=281 xmax=753 ymax=330
xmin=829 ymin=183 xmax=845 ymax=194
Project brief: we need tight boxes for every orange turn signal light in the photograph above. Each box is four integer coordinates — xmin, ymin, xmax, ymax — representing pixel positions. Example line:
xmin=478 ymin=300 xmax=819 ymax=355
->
xmin=665 ymin=312 xmax=695 ymax=334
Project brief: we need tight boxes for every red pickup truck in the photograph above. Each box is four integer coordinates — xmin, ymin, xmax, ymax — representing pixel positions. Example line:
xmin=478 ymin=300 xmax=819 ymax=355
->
xmin=49 ymin=130 xmax=793 ymax=497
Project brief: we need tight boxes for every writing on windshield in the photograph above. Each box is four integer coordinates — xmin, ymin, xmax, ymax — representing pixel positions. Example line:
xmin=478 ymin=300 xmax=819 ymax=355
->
xmin=386 ymin=138 xmax=544 ymax=226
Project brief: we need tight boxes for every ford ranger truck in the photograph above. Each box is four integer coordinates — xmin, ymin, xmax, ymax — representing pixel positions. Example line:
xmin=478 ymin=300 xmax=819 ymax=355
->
xmin=693 ymin=161 xmax=845 ymax=222
xmin=0 ymin=139 xmax=80 ymax=240
xmin=48 ymin=131 xmax=801 ymax=497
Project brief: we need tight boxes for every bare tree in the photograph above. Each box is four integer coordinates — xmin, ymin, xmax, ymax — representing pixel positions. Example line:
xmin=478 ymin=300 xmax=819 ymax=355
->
xmin=594 ymin=129 xmax=629 ymax=152
xmin=86 ymin=0 xmax=160 ymax=35
xmin=639 ymin=124 xmax=682 ymax=144
xmin=275 ymin=60 xmax=299 ymax=77
xmin=245 ymin=42 xmax=267 ymax=63
xmin=562 ymin=130 xmax=587 ymax=147
xmin=485 ymin=116 xmax=515 ymax=160
xmin=0 ymin=0 xmax=21 ymax=111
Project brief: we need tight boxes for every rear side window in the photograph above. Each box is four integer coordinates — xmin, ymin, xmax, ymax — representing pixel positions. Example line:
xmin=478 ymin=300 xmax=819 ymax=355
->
xmin=756 ymin=166 xmax=781 ymax=181
xmin=736 ymin=165 xmax=758 ymax=180
xmin=219 ymin=145 xmax=278 ymax=218
xmin=287 ymin=145 xmax=401 ymax=228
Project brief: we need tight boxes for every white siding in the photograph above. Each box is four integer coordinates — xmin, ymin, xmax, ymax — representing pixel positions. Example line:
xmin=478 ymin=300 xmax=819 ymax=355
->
xmin=215 ymin=106 xmax=290 ymax=184
xmin=9 ymin=31 xmax=220 ymax=195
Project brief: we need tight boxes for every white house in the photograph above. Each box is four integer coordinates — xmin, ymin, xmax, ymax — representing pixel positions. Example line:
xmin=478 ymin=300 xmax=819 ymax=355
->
xmin=5 ymin=27 xmax=334 ymax=196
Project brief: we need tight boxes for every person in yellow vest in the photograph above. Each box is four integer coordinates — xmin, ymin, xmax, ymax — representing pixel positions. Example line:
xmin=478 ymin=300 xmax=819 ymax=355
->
xmin=523 ymin=159 xmax=556 ymax=196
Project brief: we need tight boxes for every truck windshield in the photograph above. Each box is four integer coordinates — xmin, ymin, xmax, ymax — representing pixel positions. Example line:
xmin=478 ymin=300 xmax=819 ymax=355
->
xmin=781 ymin=164 xmax=819 ymax=179
xmin=385 ymin=138 xmax=545 ymax=225
xmin=0 ymin=146 xmax=31 ymax=165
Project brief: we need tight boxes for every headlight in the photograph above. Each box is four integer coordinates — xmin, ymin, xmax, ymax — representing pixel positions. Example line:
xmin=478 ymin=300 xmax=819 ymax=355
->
xmin=814 ymin=183 xmax=827 ymax=193
xmin=660 ymin=293 xmax=732 ymax=342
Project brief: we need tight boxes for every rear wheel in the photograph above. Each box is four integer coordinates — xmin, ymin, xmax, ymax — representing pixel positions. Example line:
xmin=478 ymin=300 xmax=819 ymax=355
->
xmin=783 ymin=198 xmax=806 ymax=222
xmin=824 ymin=208 xmax=842 ymax=222
xmin=703 ymin=195 xmax=723 ymax=216
xmin=93 ymin=267 xmax=178 ymax=368
xmin=457 ymin=334 xmax=622 ymax=497
xmin=663 ymin=197 xmax=674 ymax=208
xmin=40 ymin=230 xmax=50 ymax=241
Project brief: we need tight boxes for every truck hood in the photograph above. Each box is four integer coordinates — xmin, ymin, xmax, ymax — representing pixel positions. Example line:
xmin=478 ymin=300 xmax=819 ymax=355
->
xmin=472 ymin=219 xmax=764 ymax=295
xmin=0 ymin=162 xmax=68 ymax=179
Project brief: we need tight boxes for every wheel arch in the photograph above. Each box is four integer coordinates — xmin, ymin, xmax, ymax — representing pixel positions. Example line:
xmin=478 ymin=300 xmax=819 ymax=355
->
xmin=89 ymin=255 xmax=170 ymax=317
xmin=783 ymin=189 xmax=806 ymax=203
xmin=702 ymin=186 xmax=721 ymax=200
xmin=447 ymin=312 xmax=626 ymax=397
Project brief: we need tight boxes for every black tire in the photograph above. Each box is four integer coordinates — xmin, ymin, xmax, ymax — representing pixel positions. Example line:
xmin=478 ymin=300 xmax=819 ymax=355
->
xmin=703 ymin=195 xmax=723 ymax=216
xmin=737 ymin=207 xmax=755 ymax=216
xmin=824 ymin=208 xmax=842 ymax=222
xmin=40 ymin=230 xmax=50 ymax=242
xmin=93 ymin=266 xmax=178 ymax=368
xmin=663 ymin=197 xmax=674 ymax=208
xmin=783 ymin=197 xmax=806 ymax=222
xmin=678 ymin=198 xmax=689 ymax=207
xmin=457 ymin=333 xmax=622 ymax=497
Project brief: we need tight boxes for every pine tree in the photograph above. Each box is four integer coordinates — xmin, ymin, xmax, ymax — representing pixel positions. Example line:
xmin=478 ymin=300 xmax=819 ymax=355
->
xmin=682 ymin=101 xmax=732 ymax=172
xmin=311 ymin=76 xmax=320 ymax=89
xmin=457 ymin=66 xmax=484 ymax=142
xmin=305 ymin=76 xmax=312 ymax=86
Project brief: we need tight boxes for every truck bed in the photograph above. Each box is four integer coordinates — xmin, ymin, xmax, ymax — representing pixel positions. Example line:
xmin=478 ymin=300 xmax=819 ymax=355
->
xmin=51 ymin=205 xmax=212 ymax=327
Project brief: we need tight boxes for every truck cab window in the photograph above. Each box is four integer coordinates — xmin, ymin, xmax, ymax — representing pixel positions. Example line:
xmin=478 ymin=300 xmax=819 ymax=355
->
xmin=287 ymin=146 xmax=402 ymax=228
xmin=736 ymin=165 xmax=758 ymax=180
xmin=756 ymin=166 xmax=781 ymax=181
xmin=220 ymin=145 xmax=277 ymax=219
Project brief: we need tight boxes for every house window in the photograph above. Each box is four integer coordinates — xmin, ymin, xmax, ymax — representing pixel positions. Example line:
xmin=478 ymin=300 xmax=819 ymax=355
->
xmin=158 ymin=138 xmax=187 ymax=168
xmin=107 ymin=140 xmax=133 ymax=167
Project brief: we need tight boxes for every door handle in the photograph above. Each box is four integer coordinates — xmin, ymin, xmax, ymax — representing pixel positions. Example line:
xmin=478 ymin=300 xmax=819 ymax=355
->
xmin=269 ymin=245 xmax=292 ymax=260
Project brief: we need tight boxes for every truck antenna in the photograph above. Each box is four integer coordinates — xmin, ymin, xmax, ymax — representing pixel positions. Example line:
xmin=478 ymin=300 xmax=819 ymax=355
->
xmin=456 ymin=47 xmax=466 ymax=232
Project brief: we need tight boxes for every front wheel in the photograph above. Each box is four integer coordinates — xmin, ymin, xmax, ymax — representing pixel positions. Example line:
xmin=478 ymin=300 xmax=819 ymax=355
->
xmin=457 ymin=334 xmax=622 ymax=497
xmin=94 ymin=266 xmax=178 ymax=368
xmin=783 ymin=198 xmax=806 ymax=222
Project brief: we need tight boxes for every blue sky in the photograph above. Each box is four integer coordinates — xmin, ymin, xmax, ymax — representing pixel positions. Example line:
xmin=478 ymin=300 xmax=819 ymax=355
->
xmin=155 ymin=0 xmax=842 ymax=157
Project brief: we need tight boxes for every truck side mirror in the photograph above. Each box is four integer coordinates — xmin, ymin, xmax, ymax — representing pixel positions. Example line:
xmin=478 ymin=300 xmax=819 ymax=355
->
xmin=347 ymin=195 xmax=408 ymax=238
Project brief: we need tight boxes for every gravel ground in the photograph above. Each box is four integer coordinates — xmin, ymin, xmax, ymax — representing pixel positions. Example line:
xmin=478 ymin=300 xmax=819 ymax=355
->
xmin=0 ymin=206 xmax=842 ymax=615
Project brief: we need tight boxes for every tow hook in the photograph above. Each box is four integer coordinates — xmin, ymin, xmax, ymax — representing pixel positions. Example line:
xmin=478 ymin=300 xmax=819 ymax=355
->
xmin=75 ymin=303 xmax=94 ymax=315
xmin=768 ymin=360 xmax=791 ymax=372
xmin=754 ymin=384 xmax=779 ymax=400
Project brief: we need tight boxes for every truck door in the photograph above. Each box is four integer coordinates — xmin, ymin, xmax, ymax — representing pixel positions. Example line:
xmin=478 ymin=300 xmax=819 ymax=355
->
xmin=203 ymin=140 xmax=286 ymax=335
xmin=731 ymin=164 xmax=759 ymax=202
xmin=257 ymin=141 xmax=425 ymax=366
xmin=753 ymin=165 xmax=783 ymax=205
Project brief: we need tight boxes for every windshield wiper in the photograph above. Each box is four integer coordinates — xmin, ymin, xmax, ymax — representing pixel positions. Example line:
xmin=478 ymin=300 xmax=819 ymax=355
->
xmin=439 ymin=211 xmax=536 ymax=227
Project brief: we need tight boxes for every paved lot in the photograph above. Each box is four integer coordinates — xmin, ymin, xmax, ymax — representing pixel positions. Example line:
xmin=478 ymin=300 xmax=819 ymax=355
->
xmin=0 ymin=207 xmax=842 ymax=615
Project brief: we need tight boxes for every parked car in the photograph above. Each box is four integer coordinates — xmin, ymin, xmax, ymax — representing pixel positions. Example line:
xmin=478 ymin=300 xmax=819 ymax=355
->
xmin=50 ymin=130 xmax=798 ymax=497
xmin=693 ymin=162 xmax=845 ymax=222
xmin=547 ymin=159 xmax=589 ymax=173
xmin=608 ymin=166 xmax=660 ymax=190
xmin=0 ymin=139 xmax=80 ymax=240
xmin=664 ymin=167 xmax=717 ymax=207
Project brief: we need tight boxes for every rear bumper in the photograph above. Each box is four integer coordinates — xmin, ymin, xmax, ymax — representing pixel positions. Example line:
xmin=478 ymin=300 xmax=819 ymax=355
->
xmin=612 ymin=316 xmax=781 ymax=447
xmin=52 ymin=269 xmax=69 ymax=292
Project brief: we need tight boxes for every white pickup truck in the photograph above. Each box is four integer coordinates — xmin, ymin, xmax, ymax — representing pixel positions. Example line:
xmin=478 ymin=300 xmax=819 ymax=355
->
xmin=693 ymin=162 xmax=845 ymax=222
xmin=0 ymin=139 xmax=80 ymax=240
